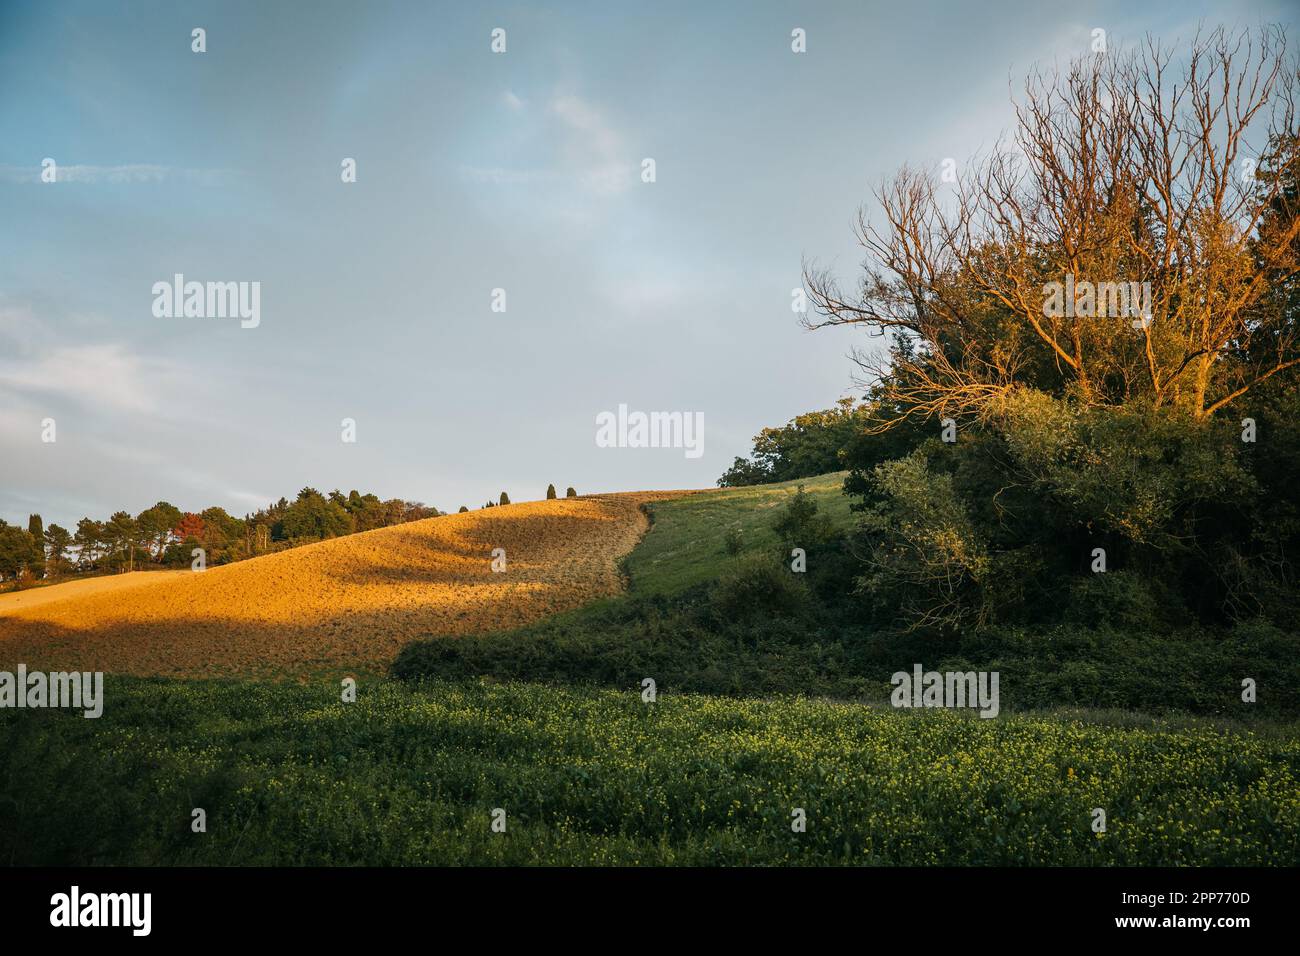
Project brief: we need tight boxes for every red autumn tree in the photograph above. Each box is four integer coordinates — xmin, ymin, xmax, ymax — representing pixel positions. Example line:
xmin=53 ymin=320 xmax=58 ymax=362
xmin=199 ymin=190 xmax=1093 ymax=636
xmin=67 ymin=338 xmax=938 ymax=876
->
xmin=172 ymin=512 xmax=206 ymax=542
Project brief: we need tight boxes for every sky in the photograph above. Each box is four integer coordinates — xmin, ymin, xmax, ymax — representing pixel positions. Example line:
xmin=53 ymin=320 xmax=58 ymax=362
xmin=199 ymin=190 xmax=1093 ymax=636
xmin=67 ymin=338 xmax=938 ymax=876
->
xmin=2 ymin=0 xmax=1296 ymax=528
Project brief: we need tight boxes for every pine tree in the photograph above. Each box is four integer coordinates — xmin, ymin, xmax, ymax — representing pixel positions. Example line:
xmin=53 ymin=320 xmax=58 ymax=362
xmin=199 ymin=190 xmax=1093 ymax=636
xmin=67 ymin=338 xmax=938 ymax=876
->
xmin=546 ymin=484 xmax=557 ymax=500
xmin=105 ymin=511 xmax=139 ymax=572
xmin=43 ymin=524 xmax=72 ymax=577
xmin=26 ymin=514 xmax=44 ymax=577
xmin=499 ymin=492 xmax=510 ymax=506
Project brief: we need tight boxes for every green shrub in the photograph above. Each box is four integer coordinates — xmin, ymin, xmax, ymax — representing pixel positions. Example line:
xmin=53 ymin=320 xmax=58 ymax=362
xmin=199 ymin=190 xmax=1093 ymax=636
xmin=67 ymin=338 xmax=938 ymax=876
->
xmin=709 ymin=553 xmax=809 ymax=623
xmin=1061 ymin=571 xmax=1163 ymax=631
xmin=771 ymin=484 xmax=834 ymax=554
xmin=856 ymin=451 xmax=992 ymax=634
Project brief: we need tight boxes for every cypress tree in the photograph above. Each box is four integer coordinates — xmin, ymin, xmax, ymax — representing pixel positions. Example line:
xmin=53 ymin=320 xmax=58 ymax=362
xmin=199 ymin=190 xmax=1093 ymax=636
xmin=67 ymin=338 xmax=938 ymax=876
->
xmin=27 ymin=514 xmax=45 ymax=577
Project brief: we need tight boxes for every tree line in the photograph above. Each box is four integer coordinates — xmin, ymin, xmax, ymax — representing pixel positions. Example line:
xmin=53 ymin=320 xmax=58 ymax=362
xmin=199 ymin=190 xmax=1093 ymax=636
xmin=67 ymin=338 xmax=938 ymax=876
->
xmin=2 ymin=483 xmax=586 ymax=586
xmin=0 ymin=488 xmax=441 ymax=586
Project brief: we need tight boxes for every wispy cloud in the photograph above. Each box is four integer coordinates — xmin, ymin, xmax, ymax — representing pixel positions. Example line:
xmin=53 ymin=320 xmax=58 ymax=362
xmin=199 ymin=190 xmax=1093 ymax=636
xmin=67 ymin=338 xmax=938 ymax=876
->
xmin=0 ymin=164 xmax=233 ymax=185
xmin=0 ymin=303 xmax=50 ymax=351
xmin=0 ymin=342 xmax=185 ymax=415
xmin=458 ymin=165 xmax=550 ymax=185
xmin=0 ymin=304 xmax=201 ymax=418
xmin=460 ymin=90 xmax=632 ymax=198
xmin=548 ymin=94 xmax=630 ymax=195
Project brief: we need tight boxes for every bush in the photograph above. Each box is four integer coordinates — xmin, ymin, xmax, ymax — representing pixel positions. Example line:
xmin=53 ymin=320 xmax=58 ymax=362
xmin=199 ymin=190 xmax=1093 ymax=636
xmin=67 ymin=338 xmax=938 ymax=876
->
xmin=566 ymin=487 xmax=577 ymax=498
xmin=840 ymin=393 xmax=1292 ymax=634
xmin=1061 ymin=571 xmax=1164 ymax=632
xmin=856 ymin=451 xmax=992 ymax=635
xmin=771 ymin=484 xmax=834 ymax=554
xmin=722 ymin=526 xmax=744 ymax=556
xmin=710 ymin=553 xmax=810 ymax=623
xmin=546 ymin=484 xmax=557 ymax=500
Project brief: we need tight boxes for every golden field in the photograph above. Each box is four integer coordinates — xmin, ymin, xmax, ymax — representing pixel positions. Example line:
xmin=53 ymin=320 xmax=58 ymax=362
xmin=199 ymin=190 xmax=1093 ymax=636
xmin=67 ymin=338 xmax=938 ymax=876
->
xmin=0 ymin=492 xmax=688 ymax=678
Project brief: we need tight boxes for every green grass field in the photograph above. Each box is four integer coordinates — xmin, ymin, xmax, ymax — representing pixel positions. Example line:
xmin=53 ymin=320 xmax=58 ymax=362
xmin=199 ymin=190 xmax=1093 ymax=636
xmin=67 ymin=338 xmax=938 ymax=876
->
xmin=3 ymin=473 xmax=1298 ymax=866
xmin=3 ymin=677 xmax=1296 ymax=865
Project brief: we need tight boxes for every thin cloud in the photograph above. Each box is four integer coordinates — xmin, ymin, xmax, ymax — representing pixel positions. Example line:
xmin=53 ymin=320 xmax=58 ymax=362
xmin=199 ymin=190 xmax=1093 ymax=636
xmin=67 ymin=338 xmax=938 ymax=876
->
xmin=548 ymin=94 xmax=630 ymax=195
xmin=0 ymin=343 xmax=186 ymax=416
xmin=461 ymin=91 xmax=632 ymax=197
xmin=459 ymin=165 xmax=551 ymax=185
xmin=0 ymin=164 xmax=233 ymax=185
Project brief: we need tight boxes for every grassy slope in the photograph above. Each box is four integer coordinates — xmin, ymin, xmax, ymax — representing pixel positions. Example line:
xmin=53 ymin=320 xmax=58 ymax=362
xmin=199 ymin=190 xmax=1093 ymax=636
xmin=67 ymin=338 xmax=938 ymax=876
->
xmin=2 ymin=473 xmax=1298 ymax=865
xmin=625 ymin=472 xmax=854 ymax=595
xmin=388 ymin=472 xmax=881 ymax=696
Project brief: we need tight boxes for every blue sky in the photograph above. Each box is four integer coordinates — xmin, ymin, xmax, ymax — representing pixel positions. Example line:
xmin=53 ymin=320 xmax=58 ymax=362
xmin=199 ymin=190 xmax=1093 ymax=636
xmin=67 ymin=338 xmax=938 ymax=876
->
xmin=2 ymin=0 xmax=1295 ymax=527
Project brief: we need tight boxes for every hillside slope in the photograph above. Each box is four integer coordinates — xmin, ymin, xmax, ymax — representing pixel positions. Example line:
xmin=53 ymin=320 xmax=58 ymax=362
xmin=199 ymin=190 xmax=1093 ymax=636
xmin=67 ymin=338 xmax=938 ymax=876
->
xmin=0 ymin=492 xmax=688 ymax=678
xmin=625 ymin=471 xmax=853 ymax=595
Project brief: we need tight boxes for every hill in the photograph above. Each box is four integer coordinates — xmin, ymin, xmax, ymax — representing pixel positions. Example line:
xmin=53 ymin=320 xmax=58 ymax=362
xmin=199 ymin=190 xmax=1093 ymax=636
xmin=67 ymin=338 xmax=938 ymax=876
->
xmin=623 ymin=471 xmax=853 ymax=595
xmin=0 ymin=492 xmax=688 ymax=678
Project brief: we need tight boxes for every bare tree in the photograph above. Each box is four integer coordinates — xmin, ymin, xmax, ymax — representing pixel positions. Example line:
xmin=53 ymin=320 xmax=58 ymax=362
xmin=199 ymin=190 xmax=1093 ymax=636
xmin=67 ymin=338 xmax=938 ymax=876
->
xmin=805 ymin=26 xmax=1299 ymax=429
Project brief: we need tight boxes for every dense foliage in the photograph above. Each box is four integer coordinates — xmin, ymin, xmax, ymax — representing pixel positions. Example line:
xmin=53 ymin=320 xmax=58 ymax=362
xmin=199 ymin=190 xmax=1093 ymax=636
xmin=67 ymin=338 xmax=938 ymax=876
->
xmin=719 ymin=398 xmax=870 ymax=486
xmin=849 ymin=391 xmax=1300 ymax=636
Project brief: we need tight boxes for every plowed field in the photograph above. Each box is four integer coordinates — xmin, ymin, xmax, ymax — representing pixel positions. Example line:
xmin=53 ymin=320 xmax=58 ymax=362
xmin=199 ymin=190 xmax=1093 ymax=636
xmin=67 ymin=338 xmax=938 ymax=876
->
xmin=0 ymin=492 xmax=688 ymax=678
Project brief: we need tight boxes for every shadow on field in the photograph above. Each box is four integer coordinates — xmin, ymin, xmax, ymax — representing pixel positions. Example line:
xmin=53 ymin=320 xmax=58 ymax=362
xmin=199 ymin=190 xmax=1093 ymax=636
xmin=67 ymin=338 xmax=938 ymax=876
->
xmin=0 ymin=501 xmax=658 ymax=679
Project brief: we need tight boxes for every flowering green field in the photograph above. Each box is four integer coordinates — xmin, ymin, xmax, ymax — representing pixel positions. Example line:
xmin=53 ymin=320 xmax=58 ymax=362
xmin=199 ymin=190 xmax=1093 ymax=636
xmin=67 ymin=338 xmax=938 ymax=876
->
xmin=2 ymin=676 xmax=1296 ymax=865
